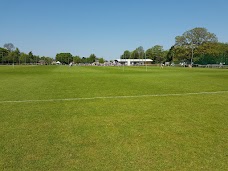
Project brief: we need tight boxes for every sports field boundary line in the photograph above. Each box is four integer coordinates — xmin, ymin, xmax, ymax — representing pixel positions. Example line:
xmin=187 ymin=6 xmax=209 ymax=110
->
xmin=0 ymin=91 xmax=227 ymax=104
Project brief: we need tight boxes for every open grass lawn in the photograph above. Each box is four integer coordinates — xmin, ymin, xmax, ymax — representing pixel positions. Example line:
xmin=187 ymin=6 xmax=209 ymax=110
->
xmin=0 ymin=65 xmax=228 ymax=170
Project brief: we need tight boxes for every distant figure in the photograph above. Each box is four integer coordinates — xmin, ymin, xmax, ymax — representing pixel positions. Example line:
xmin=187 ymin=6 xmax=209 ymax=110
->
xmin=160 ymin=63 xmax=164 ymax=68
xmin=69 ymin=62 xmax=73 ymax=67
xmin=219 ymin=62 xmax=223 ymax=68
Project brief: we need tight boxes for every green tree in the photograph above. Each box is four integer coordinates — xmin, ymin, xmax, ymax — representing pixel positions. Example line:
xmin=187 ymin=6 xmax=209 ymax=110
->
xmin=99 ymin=58 xmax=105 ymax=63
xmin=81 ymin=57 xmax=87 ymax=63
xmin=4 ymin=48 xmax=21 ymax=64
xmin=145 ymin=48 xmax=153 ymax=60
xmin=56 ymin=53 xmax=73 ymax=64
xmin=46 ymin=57 xmax=53 ymax=65
xmin=3 ymin=43 xmax=15 ymax=52
xmin=131 ymin=50 xmax=139 ymax=59
xmin=150 ymin=45 xmax=164 ymax=63
xmin=174 ymin=27 xmax=218 ymax=64
xmin=175 ymin=27 xmax=218 ymax=46
xmin=121 ymin=50 xmax=131 ymax=59
xmin=128 ymin=46 xmax=144 ymax=59
xmin=0 ymin=47 xmax=9 ymax=64
xmin=163 ymin=50 xmax=169 ymax=62
xmin=28 ymin=51 xmax=34 ymax=63
xmin=14 ymin=48 xmax=21 ymax=64
xmin=136 ymin=46 xmax=144 ymax=59
xmin=166 ymin=46 xmax=175 ymax=62
xmin=40 ymin=56 xmax=53 ymax=65
xmin=6 ymin=51 xmax=15 ymax=64
xmin=73 ymin=56 xmax=81 ymax=63
xmin=121 ymin=45 xmax=167 ymax=63
xmin=19 ymin=53 xmax=29 ymax=64
xmin=33 ymin=55 xmax=40 ymax=64
xmin=194 ymin=42 xmax=228 ymax=64
xmin=174 ymin=46 xmax=190 ymax=62
xmin=88 ymin=54 xmax=96 ymax=63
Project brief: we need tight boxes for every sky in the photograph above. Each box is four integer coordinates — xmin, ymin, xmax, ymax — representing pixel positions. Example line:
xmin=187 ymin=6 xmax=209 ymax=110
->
xmin=1 ymin=0 xmax=228 ymax=60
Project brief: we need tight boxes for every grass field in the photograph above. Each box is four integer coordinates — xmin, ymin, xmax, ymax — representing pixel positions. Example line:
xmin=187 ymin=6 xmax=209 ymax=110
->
xmin=0 ymin=65 xmax=228 ymax=170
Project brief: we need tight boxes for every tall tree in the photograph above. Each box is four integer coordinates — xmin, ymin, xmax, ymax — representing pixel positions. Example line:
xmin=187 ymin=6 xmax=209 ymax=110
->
xmin=99 ymin=58 xmax=105 ymax=63
xmin=88 ymin=54 xmax=96 ymax=63
xmin=121 ymin=50 xmax=131 ymax=59
xmin=81 ymin=57 xmax=87 ymax=63
xmin=136 ymin=46 xmax=144 ymax=59
xmin=0 ymin=47 xmax=9 ymax=64
xmin=175 ymin=27 xmax=218 ymax=46
xmin=145 ymin=48 xmax=153 ymax=60
xmin=14 ymin=48 xmax=21 ymax=63
xmin=56 ymin=53 xmax=73 ymax=64
xmin=128 ymin=46 xmax=144 ymax=59
xmin=7 ymin=48 xmax=20 ymax=64
xmin=166 ymin=46 xmax=175 ymax=62
xmin=19 ymin=53 xmax=29 ymax=64
xmin=175 ymin=27 xmax=218 ymax=64
xmin=150 ymin=45 xmax=164 ymax=63
xmin=4 ymin=43 xmax=15 ymax=52
xmin=28 ymin=51 xmax=34 ymax=63
xmin=73 ymin=56 xmax=81 ymax=63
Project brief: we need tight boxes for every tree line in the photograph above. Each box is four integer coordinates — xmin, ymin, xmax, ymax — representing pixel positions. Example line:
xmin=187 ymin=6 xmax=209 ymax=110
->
xmin=121 ymin=27 xmax=228 ymax=65
xmin=1 ymin=27 xmax=228 ymax=65
xmin=0 ymin=43 xmax=105 ymax=65
xmin=121 ymin=45 xmax=169 ymax=64
xmin=55 ymin=53 xmax=105 ymax=64
xmin=0 ymin=43 xmax=53 ymax=65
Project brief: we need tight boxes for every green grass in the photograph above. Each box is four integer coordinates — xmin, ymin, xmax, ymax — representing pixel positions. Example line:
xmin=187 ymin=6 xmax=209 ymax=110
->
xmin=0 ymin=65 xmax=228 ymax=170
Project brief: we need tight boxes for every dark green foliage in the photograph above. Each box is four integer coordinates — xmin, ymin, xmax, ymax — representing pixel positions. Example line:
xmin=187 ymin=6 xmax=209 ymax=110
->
xmin=121 ymin=45 xmax=168 ymax=63
xmin=167 ymin=42 xmax=228 ymax=64
xmin=73 ymin=56 xmax=81 ymax=63
xmin=0 ymin=47 xmax=9 ymax=64
xmin=170 ymin=27 xmax=223 ymax=64
xmin=88 ymin=54 xmax=96 ymax=63
xmin=56 ymin=53 xmax=73 ymax=64
xmin=99 ymin=58 xmax=105 ymax=63
xmin=120 ymin=50 xmax=131 ymax=59
xmin=175 ymin=27 xmax=218 ymax=46
xmin=1 ymin=44 xmax=52 ymax=65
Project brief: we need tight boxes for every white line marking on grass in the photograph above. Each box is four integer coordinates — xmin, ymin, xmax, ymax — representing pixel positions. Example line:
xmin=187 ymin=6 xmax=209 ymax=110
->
xmin=0 ymin=91 xmax=228 ymax=104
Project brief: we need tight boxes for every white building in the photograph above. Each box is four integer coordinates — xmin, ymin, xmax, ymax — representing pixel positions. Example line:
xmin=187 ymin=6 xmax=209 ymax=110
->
xmin=115 ymin=59 xmax=153 ymax=66
xmin=56 ymin=61 xmax=61 ymax=65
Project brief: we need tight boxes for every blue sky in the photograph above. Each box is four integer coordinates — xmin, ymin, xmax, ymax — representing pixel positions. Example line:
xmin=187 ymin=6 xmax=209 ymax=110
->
xmin=1 ymin=0 xmax=228 ymax=60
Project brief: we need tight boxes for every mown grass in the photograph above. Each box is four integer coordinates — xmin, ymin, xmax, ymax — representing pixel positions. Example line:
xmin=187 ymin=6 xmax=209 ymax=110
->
xmin=0 ymin=65 xmax=228 ymax=170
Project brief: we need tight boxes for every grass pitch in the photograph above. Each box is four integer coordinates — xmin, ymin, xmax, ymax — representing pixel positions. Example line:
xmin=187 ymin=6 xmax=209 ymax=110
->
xmin=0 ymin=65 xmax=228 ymax=170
